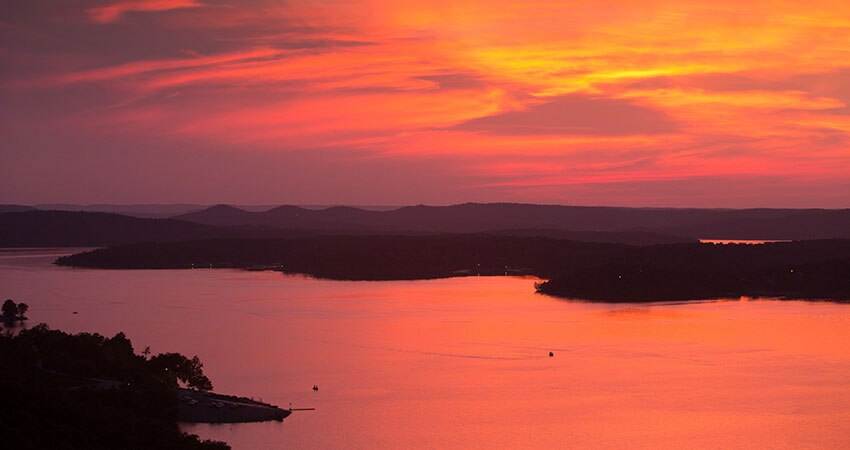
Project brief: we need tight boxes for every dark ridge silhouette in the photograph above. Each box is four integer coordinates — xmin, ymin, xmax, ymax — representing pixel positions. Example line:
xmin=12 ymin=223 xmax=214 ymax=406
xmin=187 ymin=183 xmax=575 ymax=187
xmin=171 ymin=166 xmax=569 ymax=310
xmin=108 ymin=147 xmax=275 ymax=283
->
xmin=27 ymin=203 xmax=401 ymax=218
xmin=5 ymin=204 xmax=850 ymax=248
xmin=55 ymin=237 xmax=850 ymax=301
xmin=175 ymin=204 xmax=377 ymax=230
xmin=0 ymin=210 xmax=696 ymax=247
xmin=173 ymin=202 xmax=850 ymax=239
xmin=668 ymin=209 xmax=850 ymax=240
xmin=175 ymin=204 xmax=258 ymax=226
xmin=0 ymin=210 xmax=351 ymax=247
xmin=0 ymin=211 xmax=236 ymax=247
xmin=172 ymin=202 xmax=713 ymax=231
xmin=0 ymin=204 xmax=37 ymax=213
xmin=33 ymin=203 xmax=211 ymax=218
xmin=484 ymin=229 xmax=694 ymax=245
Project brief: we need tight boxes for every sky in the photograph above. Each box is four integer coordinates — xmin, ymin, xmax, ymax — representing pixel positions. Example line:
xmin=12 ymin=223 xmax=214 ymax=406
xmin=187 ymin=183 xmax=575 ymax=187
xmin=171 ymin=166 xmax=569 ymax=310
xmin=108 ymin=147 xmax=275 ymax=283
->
xmin=2 ymin=0 xmax=849 ymax=207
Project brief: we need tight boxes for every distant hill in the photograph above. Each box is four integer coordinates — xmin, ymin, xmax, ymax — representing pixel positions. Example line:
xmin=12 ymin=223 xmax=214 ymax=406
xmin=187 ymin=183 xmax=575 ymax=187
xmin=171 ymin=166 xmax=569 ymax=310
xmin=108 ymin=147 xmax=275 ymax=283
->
xmin=174 ymin=203 xmax=850 ymax=240
xmin=0 ymin=205 xmax=37 ymax=213
xmin=174 ymin=204 xmax=378 ymax=229
xmin=28 ymin=203 xmax=400 ymax=218
xmin=669 ymin=209 xmax=850 ymax=240
xmin=485 ymin=229 xmax=694 ymax=245
xmin=0 ymin=210 xmax=695 ymax=247
xmin=0 ymin=211 xmax=233 ymax=247
xmin=33 ymin=204 xmax=210 ymax=218
xmin=173 ymin=204 xmax=275 ymax=227
xmin=5 ymin=203 xmax=849 ymax=248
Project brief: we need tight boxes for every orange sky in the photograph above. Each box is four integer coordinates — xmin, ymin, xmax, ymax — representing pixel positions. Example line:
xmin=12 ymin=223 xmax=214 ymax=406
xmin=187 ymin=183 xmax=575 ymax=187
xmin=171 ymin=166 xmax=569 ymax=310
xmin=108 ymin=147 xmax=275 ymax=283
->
xmin=2 ymin=0 xmax=849 ymax=206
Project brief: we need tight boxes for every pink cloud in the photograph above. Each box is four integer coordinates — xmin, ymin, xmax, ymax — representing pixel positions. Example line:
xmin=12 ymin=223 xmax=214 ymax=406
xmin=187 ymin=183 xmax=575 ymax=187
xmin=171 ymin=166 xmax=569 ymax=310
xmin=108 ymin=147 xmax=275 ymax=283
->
xmin=22 ymin=48 xmax=282 ymax=88
xmin=88 ymin=0 xmax=203 ymax=24
xmin=455 ymin=94 xmax=678 ymax=136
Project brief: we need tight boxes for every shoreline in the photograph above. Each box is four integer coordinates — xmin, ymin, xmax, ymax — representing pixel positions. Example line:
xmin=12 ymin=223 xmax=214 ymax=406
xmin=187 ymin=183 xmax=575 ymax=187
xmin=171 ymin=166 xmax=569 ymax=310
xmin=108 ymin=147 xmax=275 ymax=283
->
xmin=50 ymin=237 xmax=850 ymax=302
xmin=177 ymin=388 xmax=291 ymax=423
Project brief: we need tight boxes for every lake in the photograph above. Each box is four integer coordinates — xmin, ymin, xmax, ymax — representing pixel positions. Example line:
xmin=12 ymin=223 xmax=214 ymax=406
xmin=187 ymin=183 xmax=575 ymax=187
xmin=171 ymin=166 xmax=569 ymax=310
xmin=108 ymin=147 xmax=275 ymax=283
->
xmin=2 ymin=248 xmax=849 ymax=449
xmin=699 ymin=239 xmax=792 ymax=245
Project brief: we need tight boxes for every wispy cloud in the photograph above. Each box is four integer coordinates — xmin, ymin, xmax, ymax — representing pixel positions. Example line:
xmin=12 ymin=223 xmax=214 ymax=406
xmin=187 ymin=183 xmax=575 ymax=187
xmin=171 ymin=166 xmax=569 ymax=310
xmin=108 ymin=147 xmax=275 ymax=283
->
xmin=88 ymin=0 xmax=203 ymax=24
xmin=455 ymin=94 xmax=678 ymax=136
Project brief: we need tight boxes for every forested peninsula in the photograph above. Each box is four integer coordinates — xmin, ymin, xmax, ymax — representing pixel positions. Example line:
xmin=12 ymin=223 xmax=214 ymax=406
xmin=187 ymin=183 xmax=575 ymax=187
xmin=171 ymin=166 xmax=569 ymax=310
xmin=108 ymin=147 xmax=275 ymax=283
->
xmin=55 ymin=236 xmax=850 ymax=302
xmin=0 ymin=323 xmax=290 ymax=449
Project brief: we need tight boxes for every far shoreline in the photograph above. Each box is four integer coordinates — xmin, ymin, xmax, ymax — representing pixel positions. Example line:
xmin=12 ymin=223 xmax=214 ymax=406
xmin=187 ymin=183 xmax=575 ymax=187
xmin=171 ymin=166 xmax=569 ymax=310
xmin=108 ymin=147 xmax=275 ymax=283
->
xmin=48 ymin=236 xmax=850 ymax=303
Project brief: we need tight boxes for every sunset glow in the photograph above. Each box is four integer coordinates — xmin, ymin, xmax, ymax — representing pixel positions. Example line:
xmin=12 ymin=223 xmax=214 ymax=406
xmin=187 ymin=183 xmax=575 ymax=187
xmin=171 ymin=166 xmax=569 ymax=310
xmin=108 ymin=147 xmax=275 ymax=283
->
xmin=2 ymin=0 xmax=849 ymax=206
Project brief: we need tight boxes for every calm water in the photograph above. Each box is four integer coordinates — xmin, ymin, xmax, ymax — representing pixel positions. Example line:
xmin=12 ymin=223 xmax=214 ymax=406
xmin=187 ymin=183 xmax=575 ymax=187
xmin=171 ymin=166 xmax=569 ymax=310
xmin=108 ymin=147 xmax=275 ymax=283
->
xmin=2 ymin=249 xmax=850 ymax=449
xmin=699 ymin=239 xmax=791 ymax=245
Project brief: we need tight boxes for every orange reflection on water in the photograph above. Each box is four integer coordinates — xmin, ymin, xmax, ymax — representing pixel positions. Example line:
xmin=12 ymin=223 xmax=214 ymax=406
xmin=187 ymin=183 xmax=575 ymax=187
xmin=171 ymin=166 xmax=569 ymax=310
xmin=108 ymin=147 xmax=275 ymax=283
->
xmin=2 ymin=251 xmax=849 ymax=449
xmin=699 ymin=239 xmax=792 ymax=245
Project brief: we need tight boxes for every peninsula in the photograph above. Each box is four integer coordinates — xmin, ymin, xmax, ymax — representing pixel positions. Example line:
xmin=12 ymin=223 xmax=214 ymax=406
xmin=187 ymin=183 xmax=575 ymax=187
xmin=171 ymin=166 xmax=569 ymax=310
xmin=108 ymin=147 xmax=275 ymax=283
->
xmin=55 ymin=236 xmax=850 ymax=302
xmin=0 ymin=324 xmax=291 ymax=449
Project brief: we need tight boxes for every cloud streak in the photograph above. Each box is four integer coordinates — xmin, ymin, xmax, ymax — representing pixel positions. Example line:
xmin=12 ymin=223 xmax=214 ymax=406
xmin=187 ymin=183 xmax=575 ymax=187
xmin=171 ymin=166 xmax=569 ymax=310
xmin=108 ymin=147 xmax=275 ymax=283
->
xmin=87 ymin=0 xmax=203 ymax=24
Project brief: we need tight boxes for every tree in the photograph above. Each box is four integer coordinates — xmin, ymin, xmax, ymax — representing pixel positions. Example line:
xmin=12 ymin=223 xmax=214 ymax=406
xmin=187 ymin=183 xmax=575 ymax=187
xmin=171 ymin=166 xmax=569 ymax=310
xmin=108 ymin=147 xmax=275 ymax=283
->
xmin=2 ymin=299 xmax=17 ymax=320
xmin=186 ymin=356 xmax=213 ymax=391
xmin=16 ymin=302 xmax=28 ymax=320
xmin=148 ymin=352 xmax=214 ymax=391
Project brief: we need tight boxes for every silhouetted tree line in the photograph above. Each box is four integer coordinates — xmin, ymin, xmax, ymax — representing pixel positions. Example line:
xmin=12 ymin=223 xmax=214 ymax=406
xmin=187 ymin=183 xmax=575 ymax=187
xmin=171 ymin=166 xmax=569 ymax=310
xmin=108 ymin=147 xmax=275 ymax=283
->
xmin=535 ymin=257 xmax=850 ymax=301
xmin=0 ymin=324 xmax=224 ymax=449
xmin=55 ymin=236 xmax=850 ymax=301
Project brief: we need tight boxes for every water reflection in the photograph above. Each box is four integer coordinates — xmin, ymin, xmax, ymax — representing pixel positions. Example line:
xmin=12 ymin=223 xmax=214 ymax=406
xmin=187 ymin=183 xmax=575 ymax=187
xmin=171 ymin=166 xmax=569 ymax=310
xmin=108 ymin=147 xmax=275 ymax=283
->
xmin=699 ymin=239 xmax=791 ymax=245
xmin=2 ymin=249 xmax=849 ymax=449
